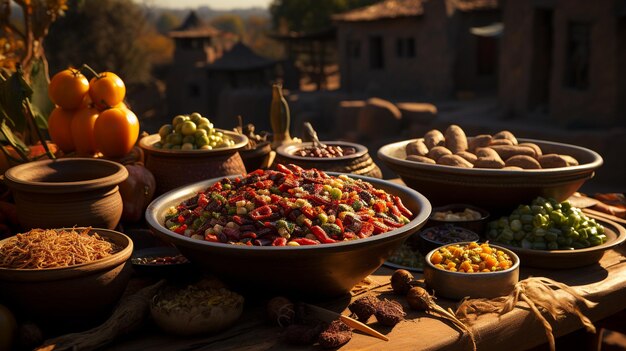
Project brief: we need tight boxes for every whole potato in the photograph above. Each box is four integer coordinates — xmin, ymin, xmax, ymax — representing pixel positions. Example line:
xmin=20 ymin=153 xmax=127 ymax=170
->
xmin=424 ymin=129 xmax=445 ymax=149
xmin=468 ymin=134 xmax=492 ymax=151
xmin=406 ymin=155 xmax=436 ymax=164
xmin=444 ymin=125 xmax=468 ymax=153
xmin=405 ymin=139 xmax=429 ymax=157
xmin=427 ymin=146 xmax=452 ymax=161
xmin=493 ymin=130 xmax=518 ymax=145
xmin=437 ymin=154 xmax=473 ymax=168
xmin=505 ymin=155 xmax=541 ymax=169
xmin=456 ymin=151 xmax=478 ymax=164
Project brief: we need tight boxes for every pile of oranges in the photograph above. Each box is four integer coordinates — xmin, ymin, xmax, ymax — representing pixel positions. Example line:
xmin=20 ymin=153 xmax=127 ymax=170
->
xmin=47 ymin=66 xmax=139 ymax=158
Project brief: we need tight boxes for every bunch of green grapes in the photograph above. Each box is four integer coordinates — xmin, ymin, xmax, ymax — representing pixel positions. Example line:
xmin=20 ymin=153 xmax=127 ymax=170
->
xmin=153 ymin=112 xmax=235 ymax=150
xmin=486 ymin=197 xmax=606 ymax=250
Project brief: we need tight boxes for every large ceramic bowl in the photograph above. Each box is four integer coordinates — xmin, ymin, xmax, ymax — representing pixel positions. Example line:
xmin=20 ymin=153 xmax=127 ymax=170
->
xmin=139 ymin=131 xmax=249 ymax=195
xmin=423 ymin=242 xmax=520 ymax=299
xmin=275 ymin=141 xmax=383 ymax=178
xmin=146 ymin=173 xmax=431 ymax=297
xmin=4 ymin=158 xmax=128 ymax=230
xmin=378 ymin=138 xmax=603 ymax=212
xmin=0 ymin=228 xmax=133 ymax=323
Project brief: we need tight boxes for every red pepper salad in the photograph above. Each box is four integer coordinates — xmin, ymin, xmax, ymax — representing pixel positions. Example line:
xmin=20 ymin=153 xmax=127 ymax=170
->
xmin=163 ymin=164 xmax=413 ymax=246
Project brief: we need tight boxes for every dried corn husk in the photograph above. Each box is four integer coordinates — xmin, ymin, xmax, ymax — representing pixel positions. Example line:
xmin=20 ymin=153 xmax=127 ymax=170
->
xmin=455 ymin=277 xmax=597 ymax=351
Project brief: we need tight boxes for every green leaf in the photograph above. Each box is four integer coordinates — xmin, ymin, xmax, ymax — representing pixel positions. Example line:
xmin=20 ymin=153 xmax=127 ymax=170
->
xmin=0 ymin=68 xmax=32 ymax=133
xmin=29 ymin=102 xmax=50 ymax=130
xmin=0 ymin=120 xmax=29 ymax=156
xmin=29 ymin=57 xmax=54 ymax=120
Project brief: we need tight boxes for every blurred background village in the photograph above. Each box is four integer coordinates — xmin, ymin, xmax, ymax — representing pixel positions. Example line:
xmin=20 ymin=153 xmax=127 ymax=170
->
xmin=1 ymin=0 xmax=625 ymax=191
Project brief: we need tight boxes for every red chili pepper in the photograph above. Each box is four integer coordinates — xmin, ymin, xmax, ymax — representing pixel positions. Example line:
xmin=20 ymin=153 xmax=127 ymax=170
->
xmin=276 ymin=164 xmax=293 ymax=175
xmin=270 ymin=194 xmax=282 ymax=203
xmin=241 ymin=231 xmax=257 ymax=239
xmin=305 ymin=194 xmax=331 ymax=206
xmin=254 ymin=196 xmax=268 ymax=207
xmin=300 ymin=206 xmax=317 ymax=220
xmin=204 ymin=233 xmax=219 ymax=242
xmin=358 ymin=222 xmax=374 ymax=238
xmin=197 ymin=194 xmax=209 ymax=208
xmin=287 ymin=164 xmax=305 ymax=174
xmin=393 ymin=195 xmax=413 ymax=217
xmin=335 ymin=218 xmax=344 ymax=233
xmin=250 ymin=169 xmax=265 ymax=176
xmin=272 ymin=237 xmax=287 ymax=246
xmin=302 ymin=218 xmax=313 ymax=229
xmin=292 ymin=238 xmax=319 ymax=245
xmin=192 ymin=206 xmax=204 ymax=217
xmin=177 ymin=215 xmax=185 ymax=224
xmin=249 ymin=205 xmax=273 ymax=221
xmin=371 ymin=220 xmax=389 ymax=234
xmin=383 ymin=217 xmax=405 ymax=228
xmin=387 ymin=201 xmax=402 ymax=217
xmin=344 ymin=231 xmax=356 ymax=239
xmin=310 ymin=225 xmax=337 ymax=244
xmin=228 ymin=194 xmax=245 ymax=205
xmin=372 ymin=202 xmax=386 ymax=213
xmin=232 ymin=215 xmax=244 ymax=225
xmin=174 ymin=224 xmax=187 ymax=234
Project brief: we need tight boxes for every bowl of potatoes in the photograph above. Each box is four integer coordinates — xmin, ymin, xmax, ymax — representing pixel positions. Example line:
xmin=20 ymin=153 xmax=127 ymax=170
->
xmin=378 ymin=125 xmax=603 ymax=212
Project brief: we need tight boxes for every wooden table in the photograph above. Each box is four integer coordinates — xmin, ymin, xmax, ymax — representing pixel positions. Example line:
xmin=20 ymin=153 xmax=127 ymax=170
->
xmin=102 ymin=230 xmax=626 ymax=351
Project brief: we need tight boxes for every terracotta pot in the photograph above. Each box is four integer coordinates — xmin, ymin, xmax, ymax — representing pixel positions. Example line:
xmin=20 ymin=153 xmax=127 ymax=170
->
xmin=275 ymin=141 xmax=383 ymax=178
xmin=0 ymin=228 xmax=133 ymax=324
xmin=239 ymin=141 xmax=272 ymax=172
xmin=139 ymin=132 xmax=248 ymax=196
xmin=4 ymin=158 xmax=128 ymax=230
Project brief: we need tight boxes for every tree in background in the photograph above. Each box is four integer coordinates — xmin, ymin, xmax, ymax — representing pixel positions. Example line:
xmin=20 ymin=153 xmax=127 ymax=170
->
xmin=269 ymin=0 xmax=378 ymax=33
xmin=155 ymin=11 xmax=181 ymax=34
xmin=245 ymin=15 xmax=284 ymax=59
xmin=210 ymin=14 xmax=245 ymax=38
xmin=44 ymin=0 xmax=152 ymax=84
xmin=0 ymin=0 xmax=67 ymax=78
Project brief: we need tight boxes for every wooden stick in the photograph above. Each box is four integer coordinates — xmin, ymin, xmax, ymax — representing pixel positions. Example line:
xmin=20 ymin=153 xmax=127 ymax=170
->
xmin=303 ymin=303 xmax=389 ymax=342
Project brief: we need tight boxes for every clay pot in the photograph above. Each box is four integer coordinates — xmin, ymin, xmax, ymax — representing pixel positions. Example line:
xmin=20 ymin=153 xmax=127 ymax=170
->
xmin=239 ymin=141 xmax=272 ymax=172
xmin=4 ymin=158 xmax=128 ymax=231
xmin=139 ymin=132 xmax=248 ymax=196
xmin=0 ymin=228 xmax=133 ymax=324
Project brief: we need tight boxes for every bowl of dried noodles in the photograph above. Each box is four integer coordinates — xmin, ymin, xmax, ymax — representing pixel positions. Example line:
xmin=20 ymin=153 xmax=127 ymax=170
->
xmin=0 ymin=227 xmax=133 ymax=324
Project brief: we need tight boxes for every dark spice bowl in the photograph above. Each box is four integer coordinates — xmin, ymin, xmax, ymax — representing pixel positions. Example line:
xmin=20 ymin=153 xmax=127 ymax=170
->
xmin=131 ymin=246 xmax=195 ymax=279
xmin=427 ymin=204 xmax=490 ymax=235
xmin=417 ymin=224 xmax=480 ymax=256
xmin=274 ymin=141 xmax=382 ymax=178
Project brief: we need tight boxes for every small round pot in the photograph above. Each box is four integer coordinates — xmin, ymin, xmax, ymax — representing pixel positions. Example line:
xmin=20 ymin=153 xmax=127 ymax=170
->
xmin=239 ymin=141 xmax=272 ymax=172
xmin=423 ymin=242 xmax=520 ymax=299
xmin=275 ymin=141 xmax=382 ymax=178
xmin=4 ymin=158 xmax=128 ymax=230
xmin=139 ymin=132 xmax=248 ymax=195
xmin=0 ymin=228 xmax=133 ymax=323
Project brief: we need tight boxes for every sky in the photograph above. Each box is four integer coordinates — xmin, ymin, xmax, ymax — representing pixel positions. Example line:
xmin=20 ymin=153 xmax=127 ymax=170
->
xmin=140 ymin=0 xmax=272 ymax=10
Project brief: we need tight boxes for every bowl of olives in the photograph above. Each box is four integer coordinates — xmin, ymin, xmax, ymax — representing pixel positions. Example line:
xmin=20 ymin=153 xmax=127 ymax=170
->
xmin=139 ymin=112 xmax=248 ymax=195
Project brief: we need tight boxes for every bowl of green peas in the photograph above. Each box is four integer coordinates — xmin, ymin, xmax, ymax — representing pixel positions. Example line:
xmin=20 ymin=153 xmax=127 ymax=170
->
xmin=485 ymin=197 xmax=626 ymax=268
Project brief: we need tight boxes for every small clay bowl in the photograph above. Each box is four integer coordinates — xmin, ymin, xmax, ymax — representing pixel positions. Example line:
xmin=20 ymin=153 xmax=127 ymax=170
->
xmin=0 ymin=227 xmax=133 ymax=323
xmin=131 ymin=246 xmax=194 ymax=279
xmin=275 ymin=141 xmax=382 ymax=178
xmin=239 ymin=141 xmax=272 ymax=171
xmin=427 ymin=204 xmax=490 ymax=235
xmin=4 ymin=158 xmax=128 ymax=230
xmin=417 ymin=224 xmax=480 ymax=256
xmin=139 ymin=131 xmax=248 ymax=195
xmin=423 ymin=242 xmax=520 ymax=299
